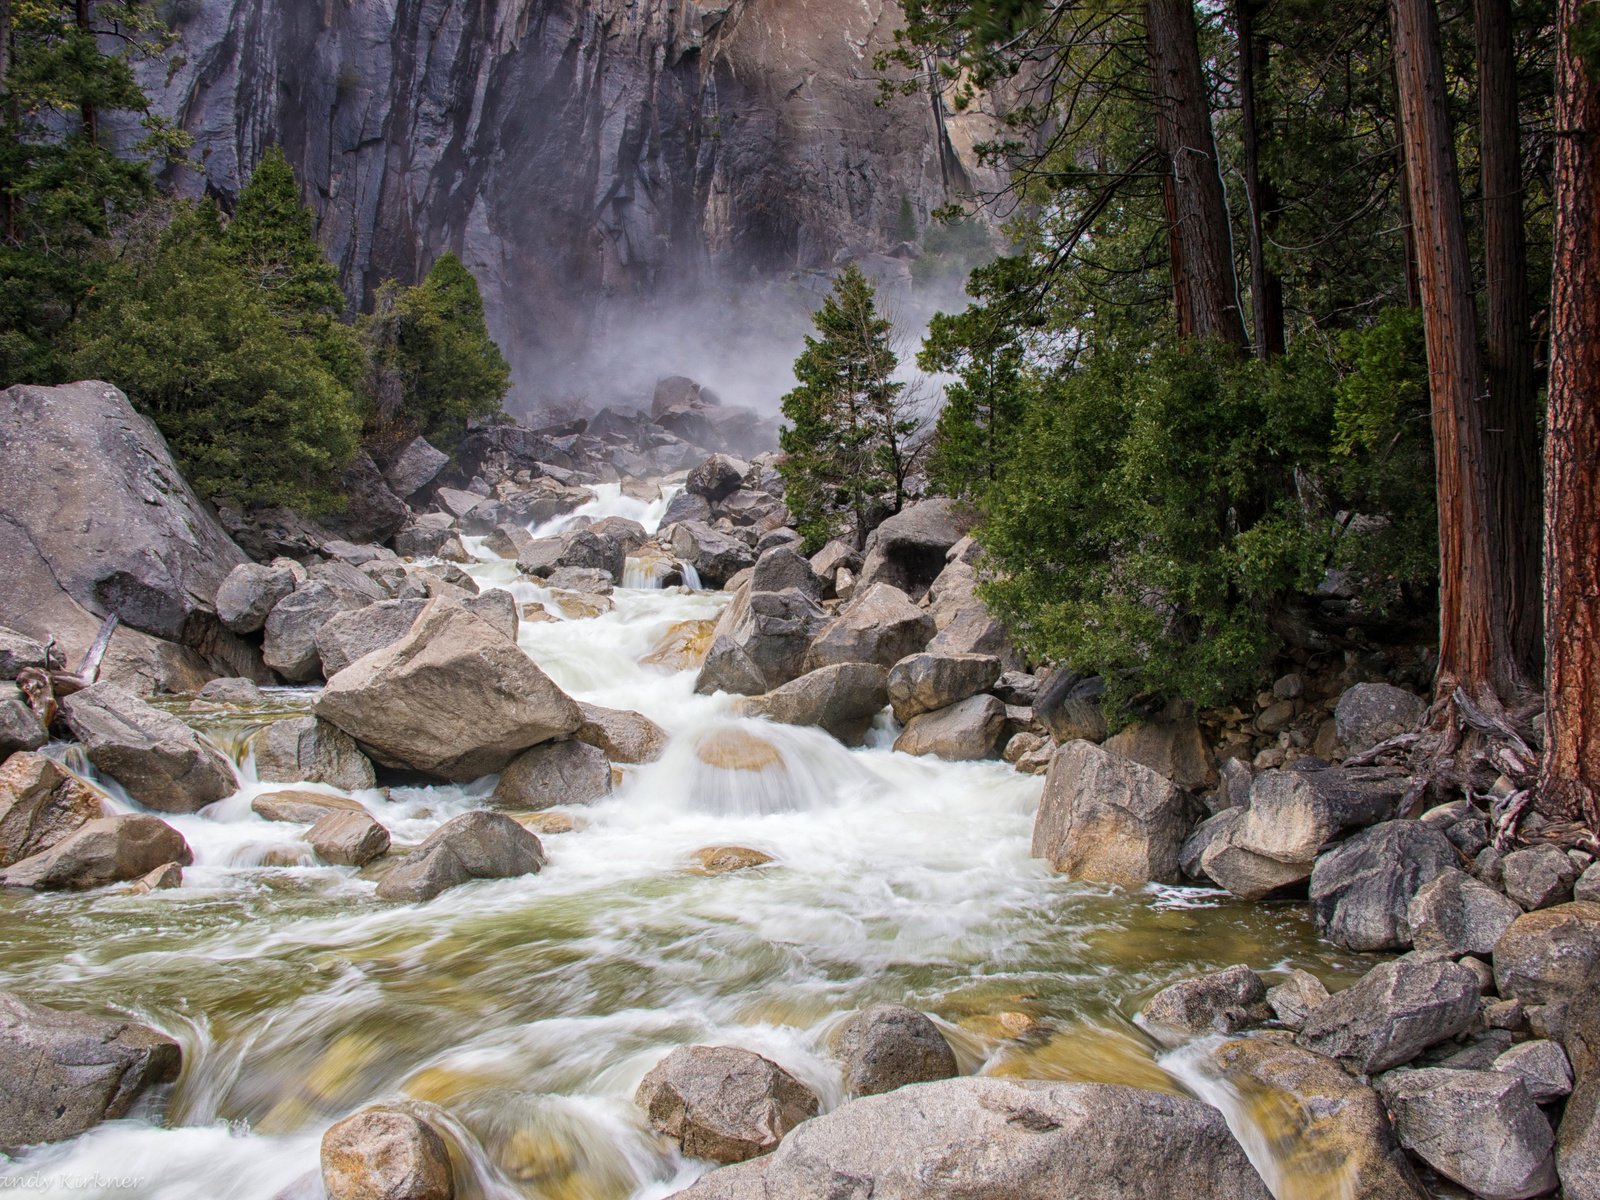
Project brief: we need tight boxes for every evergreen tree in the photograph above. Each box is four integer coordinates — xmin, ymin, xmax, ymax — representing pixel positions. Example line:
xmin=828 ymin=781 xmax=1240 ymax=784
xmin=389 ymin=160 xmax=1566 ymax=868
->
xmin=779 ymin=265 xmax=920 ymax=552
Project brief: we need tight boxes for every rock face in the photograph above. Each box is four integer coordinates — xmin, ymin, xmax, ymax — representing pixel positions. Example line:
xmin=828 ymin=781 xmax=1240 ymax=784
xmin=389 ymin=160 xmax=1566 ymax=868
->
xmin=1307 ymin=820 xmax=1459 ymax=951
xmin=0 ymin=992 xmax=182 ymax=1151
xmin=0 ymin=753 xmax=105 ymax=866
xmin=892 ymin=693 xmax=1006 ymax=761
xmin=252 ymin=716 xmax=377 ymax=792
xmin=60 ymin=683 xmax=236 ymax=813
xmin=670 ymin=1078 xmax=1270 ymax=1200
xmin=0 ymin=814 xmax=193 ymax=890
xmin=317 ymin=600 xmax=582 ymax=781
xmin=490 ymin=740 xmax=612 ymax=810
xmin=375 ymin=811 xmax=546 ymax=902
xmin=1297 ymin=958 xmax=1481 ymax=1073
xmin=0 ymin=381 xmax=263 ymax=689
xmin=734 ymin=663 xmax=888 ymax=745
xmin=1031 ymin=740 xmax=1196 ymax=887
xmin=320 ymin=1107 xmax=454 ymax=1200
xmin=1138 ymin=965 xmax=1271 ymax=1046
xmin=828 ymin=1004 xmax=958 ymax=1096
xmin=635 ymin=1044 xmax=820 ymax=1164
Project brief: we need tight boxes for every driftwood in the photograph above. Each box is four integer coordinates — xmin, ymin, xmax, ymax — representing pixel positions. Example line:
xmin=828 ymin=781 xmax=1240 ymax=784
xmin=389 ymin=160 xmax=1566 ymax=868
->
xmin=16 ymin=614 xmax=120 ymax=731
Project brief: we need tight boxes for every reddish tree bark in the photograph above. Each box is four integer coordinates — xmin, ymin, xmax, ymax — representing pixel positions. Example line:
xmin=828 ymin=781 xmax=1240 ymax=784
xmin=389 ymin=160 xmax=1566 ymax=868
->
xmin=1539 ymin=0 xmax=1600 ymax=833
xmin=1146 ymin=0 xmax=1249 ymax=349
xmin=1389 ymin=0 xmax=1528 ymax=709
xmin=1233 ymin=0 xmax=1284 ymax=358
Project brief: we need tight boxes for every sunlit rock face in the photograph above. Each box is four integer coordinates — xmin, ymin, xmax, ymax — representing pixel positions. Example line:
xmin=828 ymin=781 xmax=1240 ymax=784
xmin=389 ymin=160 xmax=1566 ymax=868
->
xmin=146 ymin=0 xmax=1001 ymax=408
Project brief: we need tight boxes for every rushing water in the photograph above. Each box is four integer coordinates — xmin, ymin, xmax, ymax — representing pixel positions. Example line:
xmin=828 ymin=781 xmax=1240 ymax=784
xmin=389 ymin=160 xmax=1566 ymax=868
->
xmin=0 ymin=487 xmax=1380 ymax=1200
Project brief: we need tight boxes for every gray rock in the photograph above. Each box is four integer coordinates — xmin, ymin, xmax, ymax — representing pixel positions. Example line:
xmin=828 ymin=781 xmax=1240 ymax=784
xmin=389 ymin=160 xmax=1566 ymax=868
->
xmin=1179 ymin=809 xmax=1238 ymax=880
xmin=323 ymin=449 xmax=409 ymax=546
xmin=1138 ymin=965 xmax=1271 ymax=1046
xmin=636 ymin=1044 xmax=819 ymax=1164
xmin=1334 ymin=682 xmax=1428 ymax=755
xmin=0 ymin=688 xmax=47 ymax=758
xmin=1034 ymin=671 xmax=1110 ymax=744
xmin=1491 ymin=901 xmax=1600 ymax=1013
xmin=1265 ymin=969 xmax=1330 ymax=1031
xmin=481 ymin=522 xmax=536 ymax=561
xmin=748 ymin=546 xmax=824 ymax=599
xmin=1217 ymin=756 xmax=1253 ymax=810
xmin=574 ymin=703 xmax=669 ymax=764
xmin=1502 ymin=845 xmax=1580 ymax=911
xmin=695 ymin=584 xmax=830 ymax=697
xmin=1375 ymin=1068 xmax=1556 ymax=1200
xmin=1493 ymin=1039 xmax=1574 ymax=1103
xmin=309 ymin=559 xmax=390 ymax=606
xmin=544 ymin=566 xmax=615 ymax=595
xmin=669 ymin=1077 xmax=1270 ymax=1200
xmin=251 ymin=790 xmax=366 ymax=823
xmin=808 ymin=540 xmax=860 ymax=583
xmin=1199 ymin=813 xmax=1313 ymax=900
xmin=381 ymin=436 xmax=449 ymax=498
xmin=669 ymin=521 xmax=757 ymax=588
xmin=1308 ymin=820 xmax=1460 ymax=951
xmin=1101 ymin=717 xmax=1214 ymax=791
xmin=1560 ymin=1073 xmax=1600 ymax=1200
xmin=316 ymin=600 xmax=582 ymax=781
xmin=686 ymin=453 xmax=750 ymax=503
xmin=60 ymin=683 xmax=236 ymax=813
xmin=661 ymin=490 xmax=712 ymax=527
xmin=1229 ymin=766 xmax=1402 ymax=864
xmin=1577 ymin=861 xmax=1600 ymax=903
xmin=992 ymin=671 xmax=1039 ymax=706
xmin=306 ymin=810 xmax=391 ymax=867
xmin=263 ymin=582 xmax=359 ymax=681
xmin=1408 ymin=868 xmax=1523 ymax=957
xmin=252 ymin=716 xmax=377 ymax=791
xmin=0 ymin=753 xmax=105 ymax=866
xmin=0 ymin=992 xmax=181 ymax=1151
xmin=314 ymin=598 xmax=427 ymax=677
xmin=886 ymin=652 xmax=1001 ymax=723
xmin=320 ymin=1107 xmax=454 ymax=1200
xmin=857 ymin=499 xmax=974 ymax=599
xmin=435 ymin=486 xmax=486 ymax=519
xmin=459 ymin=589 xmax=519 ymax=643
xmin=0 ymin=627 xmax=49 ymax=679
xmin=1297 ymin=958 xmax=1481 ymax=1073
xmin=393 ymin=518 xmax=455 ymax=559
xmin=828 ymin=1004 xmax=958 ymax=1096
xmin=1031 ymin=740 xmax=1197 ymax=887
xmin=375 ymin=810 xmax=545 ymax=901
xmin=490 ymin=739 xmax=612 ymax=810
xmin=193 ymin=676 xmax=265 ymax=706
xmin=215 ymin=562 xmax=298 ymax=634
xmin=805 ymin=583 xmax=934 ymax=672
xmin=734 ymin=663 xmax=889 ymax=746
xmin=0 ymin=814 xmax=193 ymax=890
xmin=893 ymin=694 xmax=1006 ymax=761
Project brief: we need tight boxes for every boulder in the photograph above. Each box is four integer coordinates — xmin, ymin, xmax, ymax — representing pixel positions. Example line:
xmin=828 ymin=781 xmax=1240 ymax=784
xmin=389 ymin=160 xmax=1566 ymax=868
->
xmin=828 ymin=1004 xmax=958 ymax=1096
xmin=1576 ymin=861 xmax=1600 ymax=903
xmin=1032 ymin=740 xmax=1196 ymax=887
xmin=695 ymin=585 xmax=829 ymax=697
xmin=0 ymin=628 xmax=49 ymax=679
xmin=1200 ymin=826 xmax=1313 ymax=900
xmin=375 ymin=811 xmax=545 ymax=902
xmin=886 ymin=652 xmax=1001 ymax=724
xmin=734 ymin=663 xmax=888 ymax=746
xmin=1206 ymin=1038 xmax=1426 ymax=1199
xmin=1102 ymin=717 xmax=1214 ymax=791
xmin=0 ymin=688 xmax=47 ymax=758
xmin=1408 ymin=868 xmax=1523 ymax=958
xmin=857 ymin=499 xmax=973 ymax=599
xmin=193 ymin=676 xmax=265 ymax=706
xmin=1375 ymin=1068 xmax=1556 ymax=1200
xmin=0 ymin=992 xmax=182 ymax=1151
xmin=1265 ymin=970 xmax=1331 ymax=1031
xmin=0 ymin=814 xmax=193 ymax=890
xmin=263 ymin=582 xmax=359 ymax=681
xmin=1494 ymin=1040 xmax=1574 ymax=1103
xmin=306 ymin=810 xmax=391 ymax=867
xmin=669 ymin=522 xmax=757 ymax=588
xmin=804 ymin=583 xmax=934 ymax=672
xmin=435 ymin=486 xmax=486 ymax=520
xmin=60 ymin=682 xmax=236 ymax=813
xmin=309 ymin=559 xmax=391 ymax=606
xmin=544 ymin=566 xmax=615 ymax=595
xmin=1138 ymin=965 xmax=1271 ymax=1046
xmin=490 ymin=740 xmax=612 ymax=810
xmin=381 ymin=436 xmax=450 ymax=498
xmin=669 ymin=1078 xmax=1269 ymax=1200
xmin=215 ymin=562 xmax=298 ymax=634
xmin=314 ymin=599 xmax=427 ymax=678
xmin=320 ymin=1107 xmax=454 ymax=1200
xmin=635 ymin=1044 xmax=820 ymax=1164
xmin=808 ymin=540 xmax=860 ymax=584
xmin=1308 ymin=820 xmax=1459 ymax=951
xmin=689 ymin=846 xmax=775 ymax=874
xmin=1502 ymin=845 xmax=1580 ymax=911
xmin=1296 ymin=958 xmax=1481 ymax=1073
xmin=323 ymin=449 xmax=409 ymax=546
xmin=574 ymin=703 xmax=668 ymax=764
xmin=661 ymin=490 xmax=713 ymax=527
xmin=1334 ymin=682 xmax=1428 ymax=755
xmin=893 ymin=694 xmax=1006 ymax=761
xmin=0 ymin=753 xmax=105 ymax=866
xmin=253 ymin=717 xmax=377 ymax=791
xmin=1560 ymin=1073 xmax=1600 ymax=1200
xmin=252 ymin=790 xmax=367 ymax=823
xmin=459 ymin=589 xmax=518 ymax=643
xmin=1229 ymin=766 xmax=1403 ymax=865
xmin=1491 ymin=902 xmax=1600 ymax=1014
xmin=482 ymin=522 xmax=536 ymax=561
xmin=316 ymin=600 xmax=582 ymax=781
xmin=1179 ymin=809 xmax=1238 ymax=880
xmin=748 ymin=546 xmax=824 ymax=599
xmin=394 ymin=516 xmax=456 ymax=559
xmin=686 ymin=454 xmax=750 ymax=503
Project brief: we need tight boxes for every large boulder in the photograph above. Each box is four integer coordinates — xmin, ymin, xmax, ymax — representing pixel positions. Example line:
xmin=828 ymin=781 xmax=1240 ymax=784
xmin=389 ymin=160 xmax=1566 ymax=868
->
xmin=1308 ymin=820 xmax=1459 ymax=951
xmin=1494 ymin=1040 xmax=1574 ymax=1103
xmin=1031 ymin=740 xmax=1197 ymax=887
xmin=0 ymin=753 xmax=105 ymax=866
xmin=263 ymin=582 xmax=361 ymax=681
xmin=323 ymin=448 xmax=409 ymax=546
xmin=252 ymin=716 xmax=377 ymax=791
xmin=215 ymin=562 xmax=298 ymax=634
xmin=375 ymin=810 xmax=545 ymax=902
xmin=381 ymin=436 xmax=450 ymax=498
xmin=856 ymin=499 xmax=974 ymax=599
xmin=0 ymin=992 xmax=181 ymax=1151
xmin=574 ymin=703 xmax=668 ymax=764
xmin=1199 ymin=817 xmax=1314 ymax=900
xmin=1334 ymin=682 xmax=1428 ymax=755
xmin=886 ymin=652 xmax=1001 ymax=723
xmin=1562 ymin=1073 xmax=1600 ymax=1200
xmin=1102 ymin=717 xmax=1214 ymax=791
xmin=669 ymin=522 xmax=758 ymax=588
xmin=695 ymin=584 xmax=830 ymax=697
xmin=670 ymin=1078 xmax=1270 ymax=1200
xmin=0 ymin=381 xmax=265 ymax=689
xmin=893 ymin=694 xmax=1007 ymax=761
xmin=321 ymin=1107 xmax=455 ymax=1200
xmin=828 ymin=1004 xmax=958 ymax=1097
xmin=1228 ymin=765 xmax=1403 ymax=865
xmin=59 ymin=682 xmax=236 ymax=812
xmin=635 ymin=1044 xmax=820 ymax=1164
xmin=734 ymin=663 xmax=889 ymax=745
xmin=0 ymin=683 xmax=47 ymax=755
xmin=0 ymin=814 xmax=193 ymax=890
xmin=1138 ymin=965 xmax=1271 ymax=1046
xmin=316 ymin=600 xmax=582 ymax=781
xmin=1296 ymin=958 xmax=1481 ymax=1073
xmin=490 ymin=740 xmax=612 ymax=810
xmin=0 ymin=628 xmax=50 ymax=679
xmin=1491 ymin=901 xmax=1600 ymax=1016
xmin=686 ymin=453 xmax=750 ymax=503
xmin=748 ymin=546 xmax=825 ymax=599
xmin=1375 ymin=1068 xmax=1557 ymax=1200
xmin=314 ymin=598 xmax=428 ymax=678
xmin=804 ymin=583 xmax=935 ymax=672
xmin=1408 ymin=868 xmax=1523 ymax=958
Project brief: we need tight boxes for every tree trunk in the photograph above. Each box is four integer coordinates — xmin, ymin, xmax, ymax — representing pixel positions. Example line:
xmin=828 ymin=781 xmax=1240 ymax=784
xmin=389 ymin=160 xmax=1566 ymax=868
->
xmin=1476 ymin=0 xmax=1543 ymax=681
xmin=1389 ymin=0 xmax=1527 ymax=709
xmin=1538 ymin=0 xmax=1600 ymax=832
xmin=1233 ymin=0 xmax=1285 ymax=357
xmin=1146 ymin=0 xmax=1249 ymax=349
xmin=74 ymin=0 xmax=97 ymax=144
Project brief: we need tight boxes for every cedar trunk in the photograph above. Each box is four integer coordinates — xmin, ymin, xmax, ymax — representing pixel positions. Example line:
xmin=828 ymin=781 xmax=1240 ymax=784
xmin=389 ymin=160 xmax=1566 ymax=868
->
xmin=1146 ymin=0 xmax=1249 ymax=349
xmin=1539 ymin=0 xmax=1600 ymax=831
xmin=1389 ymin=0 xmax=1526 ymax=708
xmin=1233 ymin=0 xmax=1285 ymax=358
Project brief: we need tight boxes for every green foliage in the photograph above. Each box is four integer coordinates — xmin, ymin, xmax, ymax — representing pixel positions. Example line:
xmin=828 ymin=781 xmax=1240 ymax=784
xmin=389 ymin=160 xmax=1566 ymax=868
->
xmin=358 ymin=252 xmax=510 ymax=443
xmin=69 ymin=203 xmax=360 ymax=511
xmin=223 ymin=146 xmax=346 ymax=324
xmin=779 ymin=265 xmax=921 ymax=552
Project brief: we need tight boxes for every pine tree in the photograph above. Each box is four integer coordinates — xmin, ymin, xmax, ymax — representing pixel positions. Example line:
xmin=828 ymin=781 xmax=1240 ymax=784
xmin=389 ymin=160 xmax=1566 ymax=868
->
xmin=778 ymin=265 xmax=920 ymax=552
xmin=222 ymin=146 xmax=345 ymax=324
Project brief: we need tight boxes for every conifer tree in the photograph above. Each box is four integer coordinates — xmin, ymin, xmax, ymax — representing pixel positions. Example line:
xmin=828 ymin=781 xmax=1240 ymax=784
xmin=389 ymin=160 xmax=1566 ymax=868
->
xmin=222 ymin=146 xmax=345 ymax=324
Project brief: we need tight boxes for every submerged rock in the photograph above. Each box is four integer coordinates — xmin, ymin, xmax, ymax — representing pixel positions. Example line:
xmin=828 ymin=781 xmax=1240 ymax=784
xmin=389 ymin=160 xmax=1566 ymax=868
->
xmin=635 ymin=1044 xmax=819 ymax=1164
xmin=321 ymin=1107 xmax=455 ymax=1200
xmin=0 ymin=814 xmax=193 ymax=890
xmin=375 ymin=811 xmax=545 ymax=902
xmin=59 ymin=683 xmax=236 ymax=813
xmin=828 ymin=1004 xmax=958 ymax=1097
xmin=689 ymin=846 xmax=775 ymax=874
